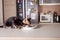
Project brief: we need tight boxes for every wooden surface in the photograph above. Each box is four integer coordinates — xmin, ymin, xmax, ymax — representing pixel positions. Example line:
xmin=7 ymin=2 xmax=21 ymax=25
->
xmin=0 ymin=0 xmax=3 ymax=26
xmin=0 ymin=23 xmax=60 ymax=38
xmin=0 ymin=38 xmax=60 ymax=40
xmin=4 ymin=0 xmax=16 ymax=21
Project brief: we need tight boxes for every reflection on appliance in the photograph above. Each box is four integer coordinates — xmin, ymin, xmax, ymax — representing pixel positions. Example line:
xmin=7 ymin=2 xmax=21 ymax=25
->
xmin=17 ymin=0 xmax=25 ymax=19
xmin=31 ymin=13 xmax=36 ymax=19
xmin=18 ymin=0 xmax=22 ymax=3
xmin=19 ymin=13 xmax=23 ymax=18
xmin=18 ymin=3 xmax=22 ymax=8
xmin=18 ymin=8 xmax=22 ymax=12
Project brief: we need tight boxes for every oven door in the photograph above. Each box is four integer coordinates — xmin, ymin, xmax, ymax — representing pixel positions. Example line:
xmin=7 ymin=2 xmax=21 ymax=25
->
xmin=40 ymin=15 xmax=51 ymax=22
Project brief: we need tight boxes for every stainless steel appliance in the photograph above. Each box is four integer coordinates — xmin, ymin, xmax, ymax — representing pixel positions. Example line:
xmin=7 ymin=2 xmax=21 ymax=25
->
xmin=17 ymin=0 xmax=39 ymax=24
xmin=17 ymin=0 xmax=25 ymax=18
xmin=25 ymin=0 xmax=39 ymax=24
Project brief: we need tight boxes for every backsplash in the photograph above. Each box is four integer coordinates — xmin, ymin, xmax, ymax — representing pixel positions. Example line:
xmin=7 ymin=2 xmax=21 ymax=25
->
xmin=39 ymin=5 xmax=60 ymax=15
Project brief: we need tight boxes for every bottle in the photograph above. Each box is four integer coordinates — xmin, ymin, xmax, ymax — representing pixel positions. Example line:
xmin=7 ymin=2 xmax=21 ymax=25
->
xmin=47 ymin=11 xmax=53 ymax=23
xmin=57 ymin=16 xmax=59 ymax=22
xmin=53 ymin=12 xmax=57 ymax=22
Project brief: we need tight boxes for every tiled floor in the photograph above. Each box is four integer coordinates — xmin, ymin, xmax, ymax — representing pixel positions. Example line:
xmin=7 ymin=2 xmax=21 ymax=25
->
xmin=0 ymin=23 xmax=60 ymax=38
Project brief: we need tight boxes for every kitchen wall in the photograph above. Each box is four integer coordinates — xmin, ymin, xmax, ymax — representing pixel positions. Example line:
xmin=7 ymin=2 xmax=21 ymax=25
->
xmin=4 ymin=0 xmax=16 ymax=21
xmin=3 ymin=0 xmax=60 ymax=22
xmin=39 ymin=5 xmax=60 ymax=15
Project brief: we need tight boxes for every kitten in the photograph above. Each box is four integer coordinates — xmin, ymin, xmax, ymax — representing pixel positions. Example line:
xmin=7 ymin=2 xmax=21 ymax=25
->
xmin=5 ymin=17 xmax=16 ymax=28
xmin=14 ymin=18 xmax=23 ymax=29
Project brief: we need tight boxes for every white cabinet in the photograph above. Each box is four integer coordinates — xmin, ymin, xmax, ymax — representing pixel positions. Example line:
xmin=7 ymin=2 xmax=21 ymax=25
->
xmin=0 ymin=0 xmax=3 ymax=26
xmin=39 ymin=0 xmax=60 ymax=5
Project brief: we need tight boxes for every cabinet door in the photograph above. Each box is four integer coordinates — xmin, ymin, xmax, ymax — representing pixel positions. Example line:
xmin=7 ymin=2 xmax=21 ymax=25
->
xmin=43 ymin=0 xmax=60 ymax=3
xmin=4 ymin=0 xmax=16 ymax=21
xmin=39 ymin=0 xmax=43 ymax=4
xmin=0 ymin=0 xmax=3 ymax=26
xmin=39 ymin=0 xmax=60 ymax=5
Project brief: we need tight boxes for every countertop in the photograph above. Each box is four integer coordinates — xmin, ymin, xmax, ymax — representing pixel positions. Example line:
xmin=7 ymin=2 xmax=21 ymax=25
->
xmin=0 ymin=23 xmax=60 ymax=38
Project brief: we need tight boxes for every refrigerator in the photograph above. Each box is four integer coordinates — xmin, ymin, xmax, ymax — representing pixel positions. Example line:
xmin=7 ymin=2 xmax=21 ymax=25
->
xmin=25 ymin=0 xmax=39 ymax=24
xmin=17 ymin=0 xmax=39 ymax=24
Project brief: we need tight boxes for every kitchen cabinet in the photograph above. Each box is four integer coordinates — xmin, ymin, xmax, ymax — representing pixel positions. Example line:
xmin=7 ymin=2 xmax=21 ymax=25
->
xmin=4 ymin=0 xmax=16 ymax=21
xmin=0 ymin=0 xmax=3 ymax=26
xmin=39 ymin=0 xmax=60 ymax=5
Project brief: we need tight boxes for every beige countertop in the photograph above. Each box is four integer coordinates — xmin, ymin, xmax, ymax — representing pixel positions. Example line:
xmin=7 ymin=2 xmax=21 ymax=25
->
xmin=0 ymin=23 xmax=60 ymax=38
